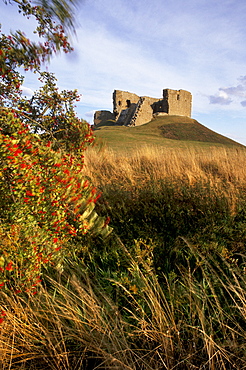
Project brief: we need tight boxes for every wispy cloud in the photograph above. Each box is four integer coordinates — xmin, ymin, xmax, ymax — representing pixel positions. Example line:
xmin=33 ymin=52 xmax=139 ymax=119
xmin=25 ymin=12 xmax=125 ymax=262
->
xmin=209 ymin=96 xmax=232 ymax=105
xmin=209 ymin=76 xmax=246 ymax=107
xmin=1 ymin=0 xmax=246 ymax=144
xmin=209 ymin=91 xmax=232 ymax=105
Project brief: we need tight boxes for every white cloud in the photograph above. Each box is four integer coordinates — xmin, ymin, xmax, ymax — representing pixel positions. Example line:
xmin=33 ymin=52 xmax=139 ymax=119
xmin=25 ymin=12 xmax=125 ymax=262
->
xmin=1 ymin=0 xmax=246 ymax=144
xmin=20 ymin=86 xmax=34 ymax=98
xmin=209 ymin=90 xmax=232 ymax=105
xmin=220 ymin=85 xmax=245 ymax=98
xmin=209 ymin=76 xmax=246 ymax=108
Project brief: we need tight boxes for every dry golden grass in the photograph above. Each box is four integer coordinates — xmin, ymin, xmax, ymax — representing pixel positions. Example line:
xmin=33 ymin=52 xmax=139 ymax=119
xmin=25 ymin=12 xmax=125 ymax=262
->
xmin=1 ymin=243 xmax=246 ymax=369
xmin=0 ymin=268 xmax=136 ymax=370
xmin=84 ymin=145 xmax=246 ymax=188
xmin=84 ymin=145 xmax=246 ymax=218
xmin=1 ymin=145 xmax=246 ymax=369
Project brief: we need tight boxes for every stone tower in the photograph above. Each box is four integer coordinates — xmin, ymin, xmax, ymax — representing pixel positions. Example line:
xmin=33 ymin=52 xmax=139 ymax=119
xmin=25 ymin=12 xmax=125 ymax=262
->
xmin=93 ymin=88 xmax=192 ymax=127
xmin=162 ymin=89 xmax=192 ymax=117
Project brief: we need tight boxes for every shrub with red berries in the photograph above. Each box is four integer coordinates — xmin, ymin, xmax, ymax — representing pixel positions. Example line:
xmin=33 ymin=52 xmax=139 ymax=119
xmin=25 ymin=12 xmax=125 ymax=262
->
xmin=0 ymin=0 xmax=112 ymax=294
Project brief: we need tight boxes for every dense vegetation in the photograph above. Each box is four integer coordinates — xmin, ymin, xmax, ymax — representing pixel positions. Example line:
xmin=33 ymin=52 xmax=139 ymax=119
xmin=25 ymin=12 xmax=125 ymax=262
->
xmin=2 ymin=145 xmax=246 ymax=369
xmin=1 ymin=1 xmax=246 ymax=369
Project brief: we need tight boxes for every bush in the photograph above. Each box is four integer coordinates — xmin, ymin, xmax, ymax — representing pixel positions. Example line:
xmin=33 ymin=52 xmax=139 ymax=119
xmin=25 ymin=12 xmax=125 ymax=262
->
xmin=0 ymin=1 xmax=111 ymax=293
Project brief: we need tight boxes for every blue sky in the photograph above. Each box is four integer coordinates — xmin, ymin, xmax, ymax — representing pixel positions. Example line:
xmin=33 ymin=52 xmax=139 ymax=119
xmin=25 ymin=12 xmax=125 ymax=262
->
xmin=1 ymin=0 xmax=246 ymax=145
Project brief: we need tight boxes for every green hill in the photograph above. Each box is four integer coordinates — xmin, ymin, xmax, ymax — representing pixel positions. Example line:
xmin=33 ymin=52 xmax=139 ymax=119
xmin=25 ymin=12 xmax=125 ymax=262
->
xmin=93 ymin=115 xmax=243 ymax=152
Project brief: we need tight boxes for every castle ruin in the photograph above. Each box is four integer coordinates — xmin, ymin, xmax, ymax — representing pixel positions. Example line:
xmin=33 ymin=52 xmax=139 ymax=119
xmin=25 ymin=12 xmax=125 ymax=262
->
xmin=94 ymin=88 xmax=192 ymax=127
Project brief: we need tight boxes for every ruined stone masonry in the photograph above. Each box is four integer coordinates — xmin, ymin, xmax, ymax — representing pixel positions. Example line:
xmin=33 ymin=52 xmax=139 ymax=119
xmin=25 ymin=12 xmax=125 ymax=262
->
xmin=94 ymin=88 xmax=192 ymax=127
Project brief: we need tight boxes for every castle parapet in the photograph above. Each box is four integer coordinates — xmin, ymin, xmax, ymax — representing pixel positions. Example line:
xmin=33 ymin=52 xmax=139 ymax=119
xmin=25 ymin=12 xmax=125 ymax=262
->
xmin=93 ymin=88 xmax=192 ymax=126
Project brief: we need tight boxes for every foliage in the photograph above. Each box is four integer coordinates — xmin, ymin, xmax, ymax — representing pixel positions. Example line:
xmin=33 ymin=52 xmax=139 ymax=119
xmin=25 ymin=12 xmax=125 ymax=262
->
xmin=0 ymin=109 xmax=111 ymax=292
xmin=1 ymin=0 xmax=75 ymax=98
xmin=0 ymin=0 xmax=112 ymax=293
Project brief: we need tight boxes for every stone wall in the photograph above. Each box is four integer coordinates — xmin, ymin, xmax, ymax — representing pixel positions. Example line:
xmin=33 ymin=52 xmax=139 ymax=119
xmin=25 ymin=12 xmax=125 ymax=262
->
xmin=113 ymin=90 xmax=140 ymax=121
xmin=131 ymin=96 xmax=160 ymax=126
xmin=163 ymin=89 xmax=192 ymax=117
xmin=94 ymin=110 xmax=115 ymax=126
xmin=93 ymin=88 xmax=192 ymax=127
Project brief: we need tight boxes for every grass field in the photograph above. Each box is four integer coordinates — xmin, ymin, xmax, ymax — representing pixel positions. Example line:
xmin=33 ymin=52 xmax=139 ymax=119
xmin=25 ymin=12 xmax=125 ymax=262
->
xmin=93 ymin=115 xmax=243 ymax=152
xmin=1 ymin=119 xmax=246 ymax=369
xmin=84 ymin=145 xmax=246 ymax=256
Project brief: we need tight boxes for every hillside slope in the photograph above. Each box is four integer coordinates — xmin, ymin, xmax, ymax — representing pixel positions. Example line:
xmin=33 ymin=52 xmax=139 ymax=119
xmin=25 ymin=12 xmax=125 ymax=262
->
xmin=93 ymin=115 xmax=244 ymax=151
xmin=140 ymin=116 xmax=240 ymax=144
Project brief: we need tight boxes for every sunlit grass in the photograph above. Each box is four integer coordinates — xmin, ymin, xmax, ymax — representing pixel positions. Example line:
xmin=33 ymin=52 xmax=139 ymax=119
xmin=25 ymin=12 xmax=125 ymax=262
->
xmin=93 ymin=115 xmax=243 ymax=152
xmin=85 ymin=145 xmax=246 ymax=187
xmin=1 ymin=243 xmax=246 ymax=369
xmin=1 ymin=145 xmax=246 ymax=369
xmin=84 ymin=145 xmax=246 ymax=218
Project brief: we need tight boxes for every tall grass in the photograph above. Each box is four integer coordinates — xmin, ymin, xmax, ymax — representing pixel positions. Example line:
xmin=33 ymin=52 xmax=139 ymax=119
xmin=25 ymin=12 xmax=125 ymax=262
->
xmin=83 ymin=145 xmax=246 ymax=263
xmin=84 ymin=145 xmax=246 ymax=190
xmin=1 ymin=145 xmax=246 ymax=369
xmin=1 ymin=243 xmax=246 ymax=369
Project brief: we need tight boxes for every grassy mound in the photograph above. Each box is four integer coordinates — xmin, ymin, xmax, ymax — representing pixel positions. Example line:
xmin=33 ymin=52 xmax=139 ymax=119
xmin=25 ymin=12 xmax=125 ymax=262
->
xmin=93 ymin=115 xmax=243 ymax=152
xmin=156 ymin=115 xmax=239 ymax=143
